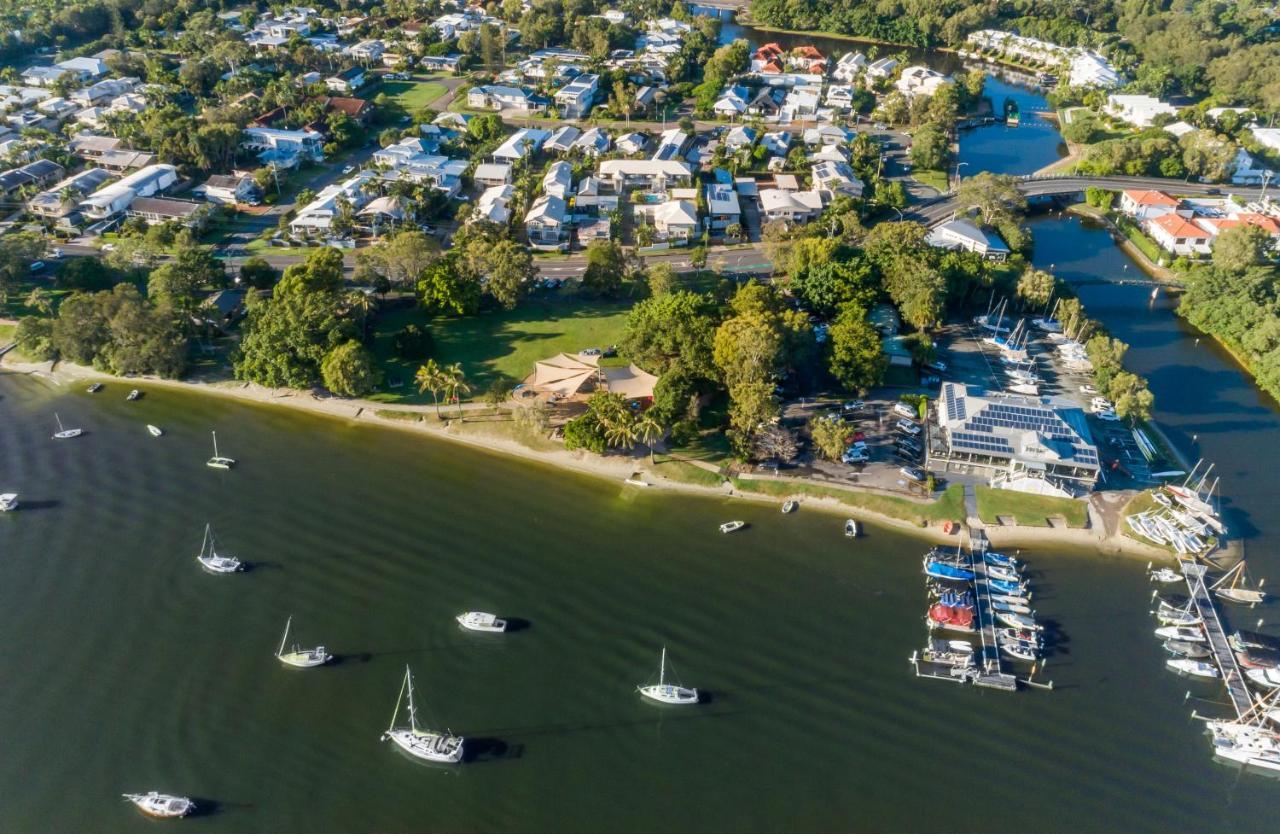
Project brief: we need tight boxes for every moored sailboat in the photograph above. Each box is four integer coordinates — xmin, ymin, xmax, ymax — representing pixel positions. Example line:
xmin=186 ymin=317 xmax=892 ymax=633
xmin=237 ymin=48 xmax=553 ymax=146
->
xmin=1212 ymin=561 xmax=1267 ymax=605
xmin=122 ymin=792 xmax=194 ymax=818
xmin=207 ymin=431 xmax=235 ymax=469
xmin=381 ymin=666 xmax=464 ymax=764
xmin=275 ymin=616 xmax=331 ymax=668
xmin=196 ymin=523 xmax=242 ymax=574
xmin=52 ymin=412 xmax=82 ymax=439
xmin=637 ymin=646 xmax=699 ymax=705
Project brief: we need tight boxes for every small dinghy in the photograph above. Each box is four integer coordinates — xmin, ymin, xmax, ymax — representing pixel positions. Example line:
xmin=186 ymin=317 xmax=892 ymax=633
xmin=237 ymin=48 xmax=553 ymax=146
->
xmin=1166 ymin=658 xmax=1219 ymax=678
xmin=123 ymin=792 xmax=194 ymax=818
xmin=989 ymin=577 xmax=1028 ymax=596
xmin=983 ymin=551 xmax=1019 ymax=569
xmin=781 ymin=500 xmax=797 ymax=514
xmin=1156 ymin=607 xmax=1203 ymax=627
xmin=1163 ymin=639 xmax=1211 ymax=659
xmin=719 ymin=520 xmax=746 ymax=534
xmin=987 ymin=563 xmax=1022 ymax=583
xmin=0 ymin=493 xmax=18 ymax=512
xmin=147 ymin=425 xmax=163 ymax=437
xmin=997 ymin=627 xmax=1042 ymax=646
xmin=87 ymin=382 xmax=103 ymax=394
xmin=1149 ymin=567 xmax=1182 ymax=584
xmin=992 ymin=599 xmax=1034 ymax=616
xmin=126 ymin=389 xmax=142 ymax=401
xmin=844 ymin=519 xmax=858 ymax=537
xmin=456 ymin=612 xmax=507 ymax=633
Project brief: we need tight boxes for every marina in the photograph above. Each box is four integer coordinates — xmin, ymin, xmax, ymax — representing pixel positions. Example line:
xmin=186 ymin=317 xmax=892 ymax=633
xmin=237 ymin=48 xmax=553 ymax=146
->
xmin=1180 ymin=562 xmax=1254 ymax=718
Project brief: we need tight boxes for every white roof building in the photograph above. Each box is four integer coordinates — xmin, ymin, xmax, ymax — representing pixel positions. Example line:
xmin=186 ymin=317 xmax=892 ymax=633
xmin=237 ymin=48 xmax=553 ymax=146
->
xmin=896 ymin=66 xmax=951 ymax=99
xmin=759 ymin=188 xmax=824 ymax=223
xmin=1106 ymin=95 xmax=1178 ymax=128
xmin=926 ymin=219 xmax=1011 ymax=260
xmin=473 ymin=184 xmax=514 ymax=225
xmin=811 ymin=160 xmax=864 ymax=200
xmin=543 ymin=160 xmax=573 ymax=199
xmin=290 ymin=172 xmax=373 ymax=233
xmin=1252 ymin=127 xmax=1280 ymax=154
xmin=493 ymin=128 xmax=551 ymax=161
xmin=78 ymin=163 xmax=177 ymax=219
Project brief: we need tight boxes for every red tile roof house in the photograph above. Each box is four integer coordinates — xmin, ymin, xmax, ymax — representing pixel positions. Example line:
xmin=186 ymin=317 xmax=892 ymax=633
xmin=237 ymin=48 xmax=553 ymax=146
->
xmin=1147 ymin=213 xmax=1213 ymax=257
xmin=1119 ymin=189 xmax=1181 ymax=222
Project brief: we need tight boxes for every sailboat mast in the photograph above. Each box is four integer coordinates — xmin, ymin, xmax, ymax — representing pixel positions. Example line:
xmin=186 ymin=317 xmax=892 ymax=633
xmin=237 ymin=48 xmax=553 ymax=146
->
xmin=278 ymin=617 xmax=292 ymax=657
xmin=659 ymin=647 xmax=666 ymax=687
xmin=405 ymin=667 xmax=419 ymax=733
xmin=388 ymin=667 xmax=408 ymax=732
xmin=211 ymin=431 xmax=219 ymax=458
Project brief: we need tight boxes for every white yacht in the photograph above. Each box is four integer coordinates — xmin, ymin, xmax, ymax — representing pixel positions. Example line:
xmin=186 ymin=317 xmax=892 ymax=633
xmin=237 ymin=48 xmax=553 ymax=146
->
xmin=147 ymin=425 xmax=163 ymax=437
xmin=1210 ymin=723 xmax=1280 ymax=773
xmin=1247 ymin=668 xmax=1280 ymax=689
xmin=207 ymin=431 xmax=235 ymax=469
xmin=52 ymin=413 xmax=82 ymax=439
xmin=1154 ymin=625 xmax=1205 ymax=642
xmin=456 ymin=612 xmax=507 ymax=633
xmin=122 ymin=792 xmax=195 ymax=818
xmin=844 ymin=519 xmax=859 ymax=537
xmin=637 ymin=647 xmax=699 ymax=705
xmin=1166 ymin=658 xmax=1219 ymax=678
xmin=719 ymin=520 xmax=745 ymax=533
xmin=0 ymin=493 xmax=17 ymax=512
xmin=196 ymin=524 xmax=243 ymax=574
xmin=1149 ymin=567 xmax=1182 ymax=584
xmin=381 ymin=666 xmax=464 ymax=764
xmin=275 ymin=616 xmax=331 ymax=668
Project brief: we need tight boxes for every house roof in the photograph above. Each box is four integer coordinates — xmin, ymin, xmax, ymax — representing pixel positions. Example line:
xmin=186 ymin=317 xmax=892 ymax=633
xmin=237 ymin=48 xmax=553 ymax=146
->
xmin=1151 ymin=213 xmax=1211 ymax=239
xmin=324 ymin=96 xmax=371 ymax=118
xmin=654 ymin=199 xmax=697 ymax=226
xmin=1123 ymin=189 xmax=1179 ymax=207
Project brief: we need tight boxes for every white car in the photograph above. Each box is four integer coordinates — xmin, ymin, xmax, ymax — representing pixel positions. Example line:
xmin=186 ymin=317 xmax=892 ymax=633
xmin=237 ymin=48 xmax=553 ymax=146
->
xmin=892 ymin=402 xmax=918 ymax=419
xmin=341 ymin=164 xmax=355 ymax=174
xmin=49 ymin=248 xmax=63 ymax=258
xmin=842 ymin=448 xmax=869 ymax=464
xmin=1090 ymin=397 xmax=1114 ymax=412
xmin=1079 ymin=384 xmax=1099 ymax=395
xmin=896 ymin=419 xmax=922 ymax=437
xmin=1095 ymin=409 xmax=1120 ymax=422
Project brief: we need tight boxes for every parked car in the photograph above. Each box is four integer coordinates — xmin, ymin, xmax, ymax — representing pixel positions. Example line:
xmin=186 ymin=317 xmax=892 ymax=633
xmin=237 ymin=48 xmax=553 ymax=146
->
xmin=896 ymin=419 xmax=922 ymax=437
xmin=1095 ymin=409 xmax=1120 ymax=422
xmin=28 ymin=260 xmax=45 ymax=273
xmin=893 ymin=402 xmax=918 ymax=419
xmin=842 ymin=400 xmax=866 ymax=413
xmin=900 ymin=466 xmax=926 ymax=482
xmin=341 ymin=164 xmax=356 ymax=174
xmin=924 ymin=360 xmax=948 ymax=373
xmin=920 ymin=374 xmax=941 ymax=387
xmin=895 ymin=437 xmax=922 ymax=453
xmin=580 ymin=347 xmax=603 ymax=356
xmin=842 ymin=447 xmax=869 ymax=464
xmin=49 ymin=248 xmax=63 ymax=259
xmin=1079 ymin=383 xmax=1099 ymax=395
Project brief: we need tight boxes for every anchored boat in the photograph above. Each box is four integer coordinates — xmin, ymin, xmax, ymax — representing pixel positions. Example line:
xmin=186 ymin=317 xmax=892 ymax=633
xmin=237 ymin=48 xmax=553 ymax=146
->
xmin=52 ymin=412 xmax=82 ymax=439
xmin=457 ymin=611 xmax=507 ymax=633
xmin=275 ymin=616 xmax=331 ymax=668
xmin=196 ymin=523 xmax=243 ymax=574
xmin=207 ymin=431 xmax=235 ymax=470
xmin=637 ymin=646 xmax=699 ymax=705
xmin=123 ymin=792 xmax=194 ymax=818
xmin=1212 ymin=561 xmax=1267 ymax=605
xmin=381 ymin=666 xmax=464 ymax=764
xmin=719 ymin=520 xmax=745 ymax=534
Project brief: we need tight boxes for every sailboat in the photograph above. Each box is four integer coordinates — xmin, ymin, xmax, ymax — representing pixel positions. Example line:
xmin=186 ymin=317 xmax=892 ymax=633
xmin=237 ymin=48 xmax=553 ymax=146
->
xmin=122 ymin=792 xmax=194 ymax=818
xmin=0 ymin=493 xmax=17 ymax=512
xmin=1212 ymin=561 xmax=1267 ymax=605
xmin=207 ymin=431 xmax=235 ymax=469
xmin=637 ymin=646 xmax=699 ymax=705
xmin=52 ymin=413 xmax=82 ymax=439
xmin=275 ymin=616 xmax=331 ymax=668
xmin=381 ymin=666 xmax=464 ymax=763
xmin=196 ymin=523 xmax=243 ymax=573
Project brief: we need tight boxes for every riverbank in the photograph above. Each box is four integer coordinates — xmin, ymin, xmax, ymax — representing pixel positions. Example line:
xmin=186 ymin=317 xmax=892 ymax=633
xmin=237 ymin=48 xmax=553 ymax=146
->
xmin=1 ymin=354 xmax=1175 ymax=560
xmin=1064 ymin=204 xmax=1178 ymax=283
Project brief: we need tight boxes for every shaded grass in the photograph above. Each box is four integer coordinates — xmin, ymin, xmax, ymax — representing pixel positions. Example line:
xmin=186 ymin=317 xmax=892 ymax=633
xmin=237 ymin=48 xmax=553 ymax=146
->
xmin=911 ymin=168 xmax=950 ymax=192
xmin=975 ymin=485 xmax=1089 ymax=528
xmin=375 ymin=409 xmax=424 ymax=422
xmin=654 ymin=459 xmax=726 ymax=487
xmin=729 ymin=479 xmax=965 ymax=526
xmin=367 ymin=292 xmax=632 ymax=404
xmin=380 ymin=78 xmax=449 ymax=111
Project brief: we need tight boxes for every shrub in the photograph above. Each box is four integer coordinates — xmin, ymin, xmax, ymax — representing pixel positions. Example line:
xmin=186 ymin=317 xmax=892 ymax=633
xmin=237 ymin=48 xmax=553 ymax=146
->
xmin=392 ymin=323 xmax=433 ymax=360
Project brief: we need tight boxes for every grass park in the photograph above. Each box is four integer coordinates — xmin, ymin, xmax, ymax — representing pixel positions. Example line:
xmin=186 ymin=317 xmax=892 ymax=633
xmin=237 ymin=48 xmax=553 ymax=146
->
xmin=380 ymin=77 xmax=450 ymax=113
xmin=975 ymin=485 xmax=1089 ymax=528
xmin=730 ymin=479 xmax=967 ymax=527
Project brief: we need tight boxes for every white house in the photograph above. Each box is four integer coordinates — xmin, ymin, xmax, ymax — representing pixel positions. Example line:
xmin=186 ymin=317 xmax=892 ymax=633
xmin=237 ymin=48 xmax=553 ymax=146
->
xmin=573 ymin=127 xmax=610 ymax=156
xmin=616 ymin=132 xmax=648 ymax=155
xmin=56 ymin=56 xmax=109 ymax=80
xmin=345 ymin=39 xmax=385 ymax=63
xmin=1069 ymin=52 xmax=1120 ymax=88
xmin=474 ymin=162 xmax=512 ymax=187
xmin=758 ymin=188 xmax=824 ymax=223
xmin=1147 ymin=213 xmax=1212 ymax=257
xmin=1119 ymin=189 xmax=1182 ymax=222
xmin=832 ymin=52 xmax=867 ymax=83
xmin=78 ymin=163 xmax=177 ymax=220
xmin=525 ymin=194 xmax=568 ymax=249
xmin=473 ymin=184 xmax=514 ymax=225
xmin=597 ymin=159 xmax=693 ymax=190
xmin=546 ymin=125 xmax=582 ymax=153
xmin=761 ymin=131 xmax=792 ymax=156
xmin=925 ymin=219 xmax=1010 ymax=261
xmin=242 ymin=126 xmax=325 ymax=165
xmin=554 ymin=74 xmax=599 ymax=119
xmin=290 ymin=172 xmax=373 ymax=234
xmin=326 ymin=66 xmax=366 ymax=94
xmin=713 ymin=85 xmax=749 ymax=118
xmin=468 ymin=85 xmax=544 ymax=113
xmin=1251 ymin=127 xmax=1280 ymax=154
xmin=1106 ymin=94 xmax=1178 ymax=128
xmin=650 ymin=198 xmax=698 ymax=241
xmin=725 ymin=125 xmax=757 ymax=151
xmin=1231 ymin=148 xmax=1274 ymax=186
xmin=543 ymin=161 xmax=573 ymax=199
xmin=492 ymin=128 xmax=550 ymax=162
xmin=705 ymin=183 xmax=741 ymax=231
xmin=811 ymin=160 xmax=864 ymax=200
xmin=866 ymin=57 xmax=898 ymax=80
xmin=197 ymin=174 xmax=259 ymax=206
xmin=896 ymin=66 xmax=951 ymax=99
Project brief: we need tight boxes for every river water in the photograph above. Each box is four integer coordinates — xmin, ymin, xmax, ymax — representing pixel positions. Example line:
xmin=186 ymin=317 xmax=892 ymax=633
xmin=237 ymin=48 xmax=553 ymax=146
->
xmin=3 ymin=217 xmax=1280 ymax=830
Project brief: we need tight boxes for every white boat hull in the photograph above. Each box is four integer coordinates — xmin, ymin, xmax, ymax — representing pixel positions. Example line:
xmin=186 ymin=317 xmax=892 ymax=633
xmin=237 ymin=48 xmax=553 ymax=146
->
xmin=719 ymin=521 xmax=745 ymax=533
xmin=0 ymin=493 xmax=17 ymax=512
xmin=383 ymin=728 xmax=464 ymax=763
xmin=198 ymin=555 xmax=242 ymax=574
xmin=1216 ymin=588 xmax=1267 ymax=605
xmin=123 ymin=792 xmax=194 ymax=818
xmin=638 ymin=684 xmax=699 ymax=705
xmin=457 ymin=612 xmax=507 ymax=633
xmin=1166 ymin=658 xmax=1219 ymax=678
xmin=148 ymin=425 xmax=163 ymax=437
xmin=278 ymin=649 xmax=331 ymax=668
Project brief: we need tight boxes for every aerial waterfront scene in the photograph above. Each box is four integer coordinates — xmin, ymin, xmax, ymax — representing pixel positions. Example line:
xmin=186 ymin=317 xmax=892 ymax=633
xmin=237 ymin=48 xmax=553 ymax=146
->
xmin=2 ymin=0 xmax=1280 ymax=830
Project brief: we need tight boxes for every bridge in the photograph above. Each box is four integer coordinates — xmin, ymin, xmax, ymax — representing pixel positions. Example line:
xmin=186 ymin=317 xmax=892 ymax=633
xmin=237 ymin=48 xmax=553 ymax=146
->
xmin=904 ymin=175 xmax=1272 ymax=228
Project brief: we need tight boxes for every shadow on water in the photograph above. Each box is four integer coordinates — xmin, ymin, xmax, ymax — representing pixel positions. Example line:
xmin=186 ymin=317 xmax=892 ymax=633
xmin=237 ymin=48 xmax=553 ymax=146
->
xmin=329 ymin=652 xmax=374 ymax=666
xmin=470 ymin=709 xmax=740 ymax=742
xmin=503 ymin=617 xmax=532 ymax=633
xmin=463 ymin=737 xmax=521 ymax=763
xmin=187 ymin=798 xmax=225 ymax=818
xmin=13 ymin=499 xmax=60 ymax=511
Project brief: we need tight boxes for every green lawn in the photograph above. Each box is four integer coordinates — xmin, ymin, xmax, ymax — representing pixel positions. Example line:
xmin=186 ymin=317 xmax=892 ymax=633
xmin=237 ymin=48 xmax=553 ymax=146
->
xmin=381 ymin=77 xmax=449 ymax=111
xmin=653 ymin=459 xmax=726 ymax=487
xmin=1113 ymin=215 xmax=1164 ymax=264
xmin=730 ymin=479 xmax=966 ymax=527
xmin=0 ymin=323 xmax=15 ymax=343
xmin=975 ymin=485 xmax=1089 ymax=528
xmin=912 ymin=169 xmax=950 ymax=192
xmin=368 ymin=292 xmax=633 ymax=403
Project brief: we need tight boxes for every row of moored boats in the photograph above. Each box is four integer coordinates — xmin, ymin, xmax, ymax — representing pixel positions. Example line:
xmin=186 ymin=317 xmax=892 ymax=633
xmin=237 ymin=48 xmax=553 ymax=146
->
xmin=921 ymin=546 xmax=1044 ymax=668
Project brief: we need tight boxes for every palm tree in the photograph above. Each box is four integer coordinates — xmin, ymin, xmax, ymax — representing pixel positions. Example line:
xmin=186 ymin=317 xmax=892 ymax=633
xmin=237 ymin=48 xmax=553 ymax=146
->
xmin=635 ymin=412 xmax=663 ymax=465
xmin=603 ymin=411 xmax=638 ymax=450
xmin=441 ymin=362 xmax=471 ymax=419
xmin=415 ymin=359 xmax=444 ymax=417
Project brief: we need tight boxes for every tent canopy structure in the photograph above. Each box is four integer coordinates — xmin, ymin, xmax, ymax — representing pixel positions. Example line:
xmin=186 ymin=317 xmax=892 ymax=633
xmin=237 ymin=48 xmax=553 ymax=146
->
xmin=601 ymin=364 xmax=658 ymax=400
xmin=531 ymin=352 xmax=599 ymax=398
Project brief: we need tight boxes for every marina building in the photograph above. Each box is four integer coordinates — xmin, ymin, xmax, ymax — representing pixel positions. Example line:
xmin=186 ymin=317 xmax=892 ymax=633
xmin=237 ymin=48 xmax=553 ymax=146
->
xmin=930 ymin=382 xmax=1100 ymax=491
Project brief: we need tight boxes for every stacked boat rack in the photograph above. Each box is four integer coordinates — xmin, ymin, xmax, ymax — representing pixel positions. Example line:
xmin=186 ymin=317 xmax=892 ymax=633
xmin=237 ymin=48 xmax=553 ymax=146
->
xmin=910 ymin=531 xmax=1053 ymax=692
xmin=1149 ymin=553 xmax=1280 ymax=772
xmin=1125 ymin=461 xmax=1227 ymax=557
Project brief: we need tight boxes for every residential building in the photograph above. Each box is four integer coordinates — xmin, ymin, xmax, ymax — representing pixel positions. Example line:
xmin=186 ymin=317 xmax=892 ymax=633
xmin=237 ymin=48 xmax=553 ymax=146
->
xmin=1147 ymin=213 xmax=1213 ymax=257
xmin=724 ymin=125 xmax=757 ymax=151
xmin=651 ymin=128 xmax=689 ymax=162
xmin=546 ymin=125 xmax=582 ymax=153
xmin=473 ymin=184 xmax=514 ymax=225
xmin=616 ymin=132 xmax=648 ymax=155
xmin=474 ymin=162 xmax=513 ymax=187
xmin=1106 ymin=94 xmax=1177 ymax=128
xmin=832 ymin=52 xmax=867 ymax=83
xmin=78 ymin=163 xmax=178 ymax=220
xmin=705 ymin=183 xmax=741 ymax=231
xmin=597 ymin=159 xmax=693 ymax=190
xmin=713 ymin=85 xmax=749 ymax=118
xmin=326 ymin=66 xmax=366 ymax=94
xmin=56 ymin=56 xmax=109 ymax=80
xmin=543 ymin=161 xmax=573 ymax=199
xmin=896 ymin=66 xmax=951 ymax=98
xmin=419 ymin=55 xmax=462 ymax=73
xmin=242 ymin=126 xmax=325 ymax=165
xmin=126 ymin=196 xmax=205 ymax=227
xmin=554 ymin=74 xmax=600 ymax=119
xmin=1251 ymin=127 xmax=1280 ymax=154
xmin=20 ymin=66 xmax=71 ymax=87
xmin=0 ymin=158 xmax=64 ymax=198
xmin=345 ymin=39 xmax=385 ymax=63
xmin=925 ymin=219 xmax=1010 ymax=261
xmin=866 ymin=57 xmax=899 ymax=80
xmin=290 ymin=172 xmax=373 ymax=234
xmin=573 ymin=127 xmax=610 ymax=156
xmin=525 ymin=194 xmax=568 ymax=249
xmin=197 ymin=174 xmax=260 ymax=206
xmin=649 ymin=198 xmax=698 ymax=241
xmin=1231 ymin=148 xmax=1274 ymax=186
xmin=467 ymin=85 xmax=545 ymax=113
xmin=758 ymin=188 xmax=824 ymax=223
xmin=28 ymin=167 xmax=114 ymax=218
xmin=1069 ymin=52 xmax=1120 ymax=88
xmin=931 ymin=382 xmax=1100 ymax=490
xmin=751 ymin=42 xmax=785 ymax=74
xmin=492 ymin=127 xmax=551 ymax=162
xmin=761 ymin=131 xmax=792 ymax=156
xmin=1119 ymin=189 xmax=1181 ymax=221
xmin=811 ymin=160 xmax=864 ymax=200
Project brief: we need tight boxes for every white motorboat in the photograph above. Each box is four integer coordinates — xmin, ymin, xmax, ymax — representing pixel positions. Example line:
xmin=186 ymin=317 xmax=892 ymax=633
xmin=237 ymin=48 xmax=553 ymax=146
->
xmin=1210 ymin=724 xmax=1280 ymax=773
xmin=1156 ymin=608 xmax=1203 ymax=627
xmin=457 ymin=611 xmax=507 ymax=633
xmin=719 ymin=520 xmax=745 ymax=533
xmin=52 ymin=412 xmax=82 ymax=439
xmin=147 ymin=425 xmax=163 ymax=437
xmin=122 ymin=792 xmax=194 ymax=818
xmin=637 ymin=646 xmax=699 ymax=705
xmin=996 ymin=610 xmax=1040 ymax=631
xmin=988 ymin=564 xmax=1022 ymax=583
xmin=126 ymin=389 xmax=142 ymax=401
xmin=922 ymin=638 xmax=974 ymax=667
xmin=0 ymin=493 xmax=17 ymax=512
xmin=992 ymin=600 xmax=1034 ymax=616
xmin=381 ymin=666 xmax=464 ymax=764
xmin=1213 ymin=561 xmax=1267 ymax=606
xmin=276 ymin=616 xmax=331 ymax=668
xmin=1247 ymin=668 xmax=1280 ymax=689
xmin=989 ymin=593 xmax=1032 ymax=607
xmin=207 ymin=431 xmax=235 ymax=469
xmin=844 ymin=519 xmax=858 ymax=537
xmin=87 ymin=382 xmax=103 ymax=394
xmin=781 ymin=500 xmax=797 ymax=514
xmin=999 ymin=638 xmax=1039 ymax=662
xmin=1149 ymin=567 xmax=1182 ymax=584
xmin=196 ymin=523 xmax=243 ymax=574
xmin=1155 ymin=625 xmax=1205 ymax=642
xmin=1166 ymin=658 xmax=1219 ymax=678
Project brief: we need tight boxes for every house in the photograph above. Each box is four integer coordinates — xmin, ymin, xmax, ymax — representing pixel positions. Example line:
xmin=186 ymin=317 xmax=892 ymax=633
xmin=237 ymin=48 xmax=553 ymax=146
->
xmin=896 ymin=66 xmax=951 ymax=98
xmin=1147 ymin=213 xmax=1213 ymax=257
xmin=705 ymin=183 xmax=741 ymax=231
xmin=597 ymin=159 xmax=693 ymax=190
xmin=1196 ymin=213 xmax=1280 ymax=243
xmin=468 ymin=85 xmax=544 ymax=113
xmin=758 ymin=188 xmax=823 ymax=223
xmin=243 ymin=126 xmax=325 ymax=165
xmin=546 ymin=125 xmax=582 ymax=153
xmin=290 ymin=172 xmax=373 ymax=234
xmin=616 ymin=132 xmax=648 ymax=155
xmin=56 ymin=56 xmax=109 ymax=80
xmin=811 ymin=160 xmax=864 ymax=200
xmin=832 ymin=52 xmax=867 ymax=83
xmin=554 ymin=74 xmax=600 ymax=119
xmin=20 ymin=66 xmax=70 ymax=87
xmin=419 ymin=55 xmax=462 ymax=73
xmin=71 ymin=77 xmax=138 ymax=106
xmin=866 ymin=57 xmax=899 ymax=80
xmin=384 ymin=153 xmax=468 ymax=196
xmin=751 ymin=42 xmax=785 ymax=74
xmin=525 ymin=194 xmax=568 ymax=249
xmin=473 ymin=184 xmax=514 ymax=225
xmin=324 ymin=96 xmax=373 ymax=125
xmin=925 ymin=219 xmax=1011 ymax=261
xmin=126 ymin=196 xmax=206 ymax=227
xmin=78 ymin=163 xmax=178 ymax=220
xmin=1231 ymin=148 xmax=1274 ymax=186
xmin=1251 ymin=127 xmax=1280 ymax=154
xmin=1106 ymin=94 xmax=1177 ymax=128
xmin=28 ymin=167 xmax=114 ymax=218
xmin=326 ymin=66 xmax=366 ymax=94
xmin=492 ymin=127 xmax=551 ymax=162
xmin=543 ymin=161 xmax=573 ymax=199
xmin=93 ymin=149 xmax=155 ymax=172
xmin=781 ymin=87 xmax=820 ymax=122
xmin=0 ymin=158 xmax=64 ymax=198
xmin=345 ymin=39 xmax=385 ymax=63
xmin=803 ymin=125 xmax=851 ymax=146
xmin=825 ymin=85 xmax=857 ymax=111
xmin=358 ymin=195 xmax=407 ymax=228
xmin=574 ymin=127 xmax=611 ymax=156
xmin=574 ymin=176 xmax=618 ymax=212
xmin=725 ymin=126 xmax=757 ymax=151
xmin=713 ymin=85 xmax=749 ymax=118
xmin=651 ymin=128 xmax=689 ymax=162
xmin=197 ymin=174 xmax=260 ymax=206
xmin=748 ymin=86 xmax=785 ymax=119
xmin=633 ymin=86 xmax=657 ymax=114
xmin=810 ymin=143 xmax=850 ymax=164
xmin=761 ymin=131 xmax=792 ymax=156
xmin=650 ymin=199 xmax=698 ymax=241
xmin=474 ymin=162 xmax=512 ymax=187
xmin=1069 ymin=52 xmax=1120 ymax=88
xmin=1119 ymin=189 xmax=1181 ymax=222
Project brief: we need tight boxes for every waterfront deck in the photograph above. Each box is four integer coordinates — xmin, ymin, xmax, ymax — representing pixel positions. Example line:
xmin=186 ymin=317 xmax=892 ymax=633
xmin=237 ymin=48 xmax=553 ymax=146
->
xmin=968 ymin=533 xmax=1018 ymax=691
xmin=1181 ymin=560 xmax=1253 ymax=717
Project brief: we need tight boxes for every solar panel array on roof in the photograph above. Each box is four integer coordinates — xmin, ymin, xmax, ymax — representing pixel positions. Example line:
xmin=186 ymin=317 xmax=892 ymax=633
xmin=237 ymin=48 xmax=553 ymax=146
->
xmin=944 ymin=383 xmax=966 ymax=422
xmin=951 ymin=431 xmax=1012 ymax=455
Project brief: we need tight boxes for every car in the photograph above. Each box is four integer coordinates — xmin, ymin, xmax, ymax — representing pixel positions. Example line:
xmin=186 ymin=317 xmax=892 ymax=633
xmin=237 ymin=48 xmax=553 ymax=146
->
xmin=420 ymin=224 xmax=440 ymax=235
xmin=892 ymin=402 xmax=918 ymax=419
xmin=900 ymin=466 xmax=926 ymax=482
xmin=874 ymin=122 xmax=887 ymax=130
xmin=842 ymin=400 xmax=866 ymax=413
xmin=49 ymin=248 xmax=63 ymax=258
xmin=580 ymin=347 xmax=603 ymax=356
xmin=1079 ymin=383 xmax=1099 ymax=395
xmin=602 ymin=346 xmax=618 ymax=358
xmin=341 ymin=164 xmax=356 ymax=174
xmin=895 ymin=437 xmax=922 ymax=452
xmin=758 ymin=459 xmax=781 ymax=472
xmin=842 ymin=448 xmax=869 ymax=464
xmin=924 ymin=360 xmax=948 ymax=373
xmin=28 ymin=260 xmax=45 ymax=272
xmin=1095 ymin=409 xmax=1120 ymax=422
xmin=921 ymin=374 xmax=941 ymax=387
xmin=896 ymin=419 xmax=922 ymax=437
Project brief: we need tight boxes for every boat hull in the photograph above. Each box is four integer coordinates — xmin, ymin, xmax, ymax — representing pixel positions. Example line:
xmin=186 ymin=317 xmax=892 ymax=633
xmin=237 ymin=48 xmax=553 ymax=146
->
xmin=278 ymin=650 xmax=331 ymax=668
xmin=384 ymin=729 xmax=464 ymax=763
xmin=638 ymin=684 xmax=699 ymax=705
xmin=197 ymin=555 xmax=242 ymax=574
xmin=1216 ymin=588 xmax=1267 ymax=605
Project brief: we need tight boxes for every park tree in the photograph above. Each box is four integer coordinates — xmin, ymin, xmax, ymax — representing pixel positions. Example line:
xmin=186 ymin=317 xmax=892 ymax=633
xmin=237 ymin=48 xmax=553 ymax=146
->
xmin=827 ymin=303 xmax=887 ymax=393
xmin=1212 ymin=224 xmax=1272 ymax=273
xmin=788 ymin=256 xmax=878 ymax=317
xmin=233 ymin=285 xmax=354 ymax=389
xmin=480 ymin=237 xmax=535 ymax=310
xmin=0 ymin=233 xmax=46 ymax=303
xmin=362 ymin=230 xmax=440 ymax=287
xmin=15 ymin=316 xmax=56 ymax=361
xmin=1086 ymin=335 xmax=1129 ymax=396
xmin=955 ymin=172 xmax=1027 ymax=226
xmin=1110 ymin=370 xmax=1155 ymax=424
xmin=321 ymin=341 xmax=380 ymax=398
xmin=619 ymin=290 xmax=719 ymax=379
xmin=238 ymin=257 xmax=278 ymax=290
xmin=415 ymin=359 xmax=446 ymax=417
xmin=581 ymin=240 xmax=627 ymax=296
xmin=279 ymin=247 xmax=345 ymax=295
xmin=646 ymin=262 xmax=677 ymax=296
xmin=1016 ymin=268 xmax=1056 ymax=310
xmin=418 ymin=254 xmax=481 ymax=315
xmin=148 ymin=246 xmax=226 ymax=322
xmin=908 ymin=122 xmax=949 ymax=170
xmin=809 ymin=415 xmax=849 ymax=461
xmin=753 ymin=424 xmax=799 ymax=463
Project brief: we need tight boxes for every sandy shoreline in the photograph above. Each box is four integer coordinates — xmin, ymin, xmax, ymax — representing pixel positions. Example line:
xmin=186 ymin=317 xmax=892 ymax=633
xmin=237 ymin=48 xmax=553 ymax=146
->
xmin=2 ymin=356 xmax=1179 ymax=561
